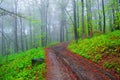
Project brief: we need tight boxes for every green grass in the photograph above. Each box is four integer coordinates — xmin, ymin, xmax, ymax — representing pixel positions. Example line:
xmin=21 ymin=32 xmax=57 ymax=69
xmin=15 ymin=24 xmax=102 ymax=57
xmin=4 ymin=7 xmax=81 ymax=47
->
xmin=68 ymin=30 xmax=120 ymax=75
xmin=0 ymin=48 xmax=46 ymax=80
xmin=46 ymin=42 xmax=59 ymax=48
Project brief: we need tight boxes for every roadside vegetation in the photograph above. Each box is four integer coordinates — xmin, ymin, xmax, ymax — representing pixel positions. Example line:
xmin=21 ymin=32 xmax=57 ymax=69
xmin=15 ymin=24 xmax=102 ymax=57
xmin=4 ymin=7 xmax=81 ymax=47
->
xmin=69 ymin=30 xmax=120 ymax=75
xmin=0 ymin=48 xmax=46 ymax=80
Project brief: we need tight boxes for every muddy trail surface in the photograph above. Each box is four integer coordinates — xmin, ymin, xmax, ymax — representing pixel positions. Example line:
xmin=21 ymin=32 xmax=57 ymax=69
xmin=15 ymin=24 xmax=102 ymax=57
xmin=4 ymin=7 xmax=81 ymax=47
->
xmin=45 ymin=43 xmax=119 ymax=80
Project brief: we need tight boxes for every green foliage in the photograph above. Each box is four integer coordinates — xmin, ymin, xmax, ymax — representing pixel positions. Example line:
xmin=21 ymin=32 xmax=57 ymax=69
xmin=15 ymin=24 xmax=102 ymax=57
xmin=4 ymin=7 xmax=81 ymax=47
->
xmin=113 ymin=12 xmax=120 ymax=29
xmin=116 ymin=67 xmax=120 ymax=75
xmin=46 ymin=42 xmax=59 ymax=47
xmin=0 ymin=48 xmax=46 ymax=80
xmin=92 ymin=54 xmax=102 ymax=63
xmin=104 ymin=62 xmax=115 ymax=69
xmin=68 ymin=30 xmax=120 ymax=74
xmin=69 ymin=31 xmax=120 ymax=59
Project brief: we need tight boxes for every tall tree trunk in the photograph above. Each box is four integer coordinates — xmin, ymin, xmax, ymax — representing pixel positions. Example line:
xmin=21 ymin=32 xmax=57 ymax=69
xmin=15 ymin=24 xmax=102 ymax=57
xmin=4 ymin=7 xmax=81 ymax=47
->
xmin=45 ymin=0 xmax=49 ymax=45
xmin=29 ymin=20 xmax=32 ymax=49
xmin=102 ymin=0 xmax=106 ymax=33
xmin=1 ymin=17 xmax=6 ymax=56
xmin=22 ymin=21 xmax=26 ymax=50
xmin=86 ymin=0 xmax=93 ymax=37
xmin=73 ymin=0 xmax=78 ymax=42
xmin=20 ymin=17 xmax=24 ymax=51
xmin=77 ymin=0 xmax=80 ymax=38
xmin=97 ymin=0 xmax=102 ymax=32
xmin=109 ymin=9 xmax=113 ymax=31
xmin=81 ymin=0 xmax=85 ymax=38
xmin=60 ymin=7 xmax=65 ymax=42
xmin=77 ymin=0 xmax=80 ymax=28
xmin=115 ymin=0 xmax=120 ymax=30
xmin=65 ymin=26 xmax=68 ymax=41
xmin=28 ymin=5 xmax=33 ymax=49
xmin=40 ymin=0 xmax=48 ymax=46
xmin=14 ymin=0 xmax=18 ymax=53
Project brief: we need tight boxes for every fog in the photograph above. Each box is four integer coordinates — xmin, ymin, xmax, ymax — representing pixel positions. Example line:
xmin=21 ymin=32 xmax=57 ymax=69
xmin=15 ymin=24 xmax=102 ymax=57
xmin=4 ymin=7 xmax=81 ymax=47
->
xmin=0 ymin=0 xmax=120 ymax=55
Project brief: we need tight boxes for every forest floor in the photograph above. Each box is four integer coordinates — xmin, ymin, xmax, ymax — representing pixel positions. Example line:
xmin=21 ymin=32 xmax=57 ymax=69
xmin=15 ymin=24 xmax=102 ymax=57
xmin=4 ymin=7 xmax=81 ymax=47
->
xmin=45 ymin=42 xmax=120 ymax=80
xmin=0 ymin=48 xmax=46 ymax=80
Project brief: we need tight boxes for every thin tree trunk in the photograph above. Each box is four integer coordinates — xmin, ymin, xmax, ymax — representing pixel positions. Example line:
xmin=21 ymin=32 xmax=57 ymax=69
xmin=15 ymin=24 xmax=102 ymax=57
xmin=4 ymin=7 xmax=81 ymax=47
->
xmin=97 ymin=0 xmax=102 ymax=32
xmin=1 ymin=17 xmax=6 ymax=56
xmin=60 ymin=7 xmax=65 ymax=42
xmin=65 ymin=26 xmax=68 ymax=41
xmin=77 ymin=0 xmax=80 ymax=28
xmin=73 ymin=0 xmax=78 ymax=42
xmin=14 ymin=0 xmax=18 ymax=53
xmin=28 ymin=6 xmax=33 ymax=49
xmin=81 ymin=0 xmax=85 ymax=38
xmin=77 ymin=0 xmax=80 ymax=38
xmin=22 ymin=22 xmax=26 ymax=50
xmin=86 ymin=0 xmax=93 ymax=37
xmin=109 ymin=10 xmax=113 ymax=31
xmin=20 ymin=17 xmax=24 ymax=51
xmin=45 ymin=0 xmax=49 ymax=45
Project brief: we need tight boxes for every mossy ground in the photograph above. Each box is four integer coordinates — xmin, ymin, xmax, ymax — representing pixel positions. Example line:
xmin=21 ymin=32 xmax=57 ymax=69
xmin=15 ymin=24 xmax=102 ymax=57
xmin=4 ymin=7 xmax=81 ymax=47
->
xmin=0 ymin=48 xmax=46 ymax=80
xmin=68 ymin=30 xmax=120 ymax=75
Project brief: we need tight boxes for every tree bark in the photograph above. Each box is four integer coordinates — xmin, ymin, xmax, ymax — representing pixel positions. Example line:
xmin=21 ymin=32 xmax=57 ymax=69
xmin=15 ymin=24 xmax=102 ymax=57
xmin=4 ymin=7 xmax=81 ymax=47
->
xmin=1 ymin=17 xmax=6 ymax=56
xmin=102 ymin=0 xmax=106 ymax=33
xmin=97 ymin=0 xmax=102 ymax=32
xmin=73 ymin=0 xmax=78 ymax=42
xmin=81 ymin=0 xmax=85 ymax=38
xmin=20 ymin=17 xmax=24 ymax=51
xmin=14 ymin=0 xmax=18 ymax=53
xmin=86 ymin=0 xmax=93 ymax=37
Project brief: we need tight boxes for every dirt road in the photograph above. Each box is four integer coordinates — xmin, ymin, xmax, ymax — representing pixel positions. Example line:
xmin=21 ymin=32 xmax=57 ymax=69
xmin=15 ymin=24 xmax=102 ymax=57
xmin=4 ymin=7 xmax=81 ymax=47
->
xmin=45 ymin=43 xmax=119 ymax=80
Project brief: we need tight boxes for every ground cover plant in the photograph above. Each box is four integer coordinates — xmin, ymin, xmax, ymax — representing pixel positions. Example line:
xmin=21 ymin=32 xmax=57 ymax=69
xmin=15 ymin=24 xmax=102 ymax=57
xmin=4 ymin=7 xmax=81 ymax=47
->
xmin=68 ymin=30 xmax=120 ymax=75
xmin=0 ymin=48 xmax=46 ymax=80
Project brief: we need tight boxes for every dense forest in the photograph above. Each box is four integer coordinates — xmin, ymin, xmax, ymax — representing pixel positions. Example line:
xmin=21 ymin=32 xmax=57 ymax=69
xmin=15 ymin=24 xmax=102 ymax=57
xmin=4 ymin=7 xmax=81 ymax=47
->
xmin=0 ymin=0 xmax=120 ymax=80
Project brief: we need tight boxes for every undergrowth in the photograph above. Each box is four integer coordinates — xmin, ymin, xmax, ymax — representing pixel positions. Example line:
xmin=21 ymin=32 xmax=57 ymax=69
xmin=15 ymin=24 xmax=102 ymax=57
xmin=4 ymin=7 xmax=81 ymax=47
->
xmin=46 ymin=42 xmax=59 ymax=48
xmin=0 ymin=48 xmax=46 ymax=80
xmin=68 ymin=30 xmax=120 ymax=75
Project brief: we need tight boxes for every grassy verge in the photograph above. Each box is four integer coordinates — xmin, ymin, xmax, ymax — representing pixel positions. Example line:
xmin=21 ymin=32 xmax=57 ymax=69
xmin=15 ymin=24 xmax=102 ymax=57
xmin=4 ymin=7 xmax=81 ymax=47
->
xmin=0 ymin=48 xmax=46 ymax=80
xmin=46 ymin=42 xmax=59 ymax=48
xmin=68 ymin=30 xmax=120 ymax=75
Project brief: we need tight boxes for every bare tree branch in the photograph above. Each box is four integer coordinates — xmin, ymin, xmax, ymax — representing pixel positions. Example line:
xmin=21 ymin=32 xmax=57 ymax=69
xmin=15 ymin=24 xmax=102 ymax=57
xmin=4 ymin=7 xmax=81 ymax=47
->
xmin=57 ymin=0 xmax=74 ymax=26
xmin=0 ymin=0 xmax=4 ymax=5
xmin=0 ymin=7 xmax=28 ymax=19
xmin=64 ymin=9 xmax=74 ymax=25
xmin=0 ymin=30 xmax=14 ymax=43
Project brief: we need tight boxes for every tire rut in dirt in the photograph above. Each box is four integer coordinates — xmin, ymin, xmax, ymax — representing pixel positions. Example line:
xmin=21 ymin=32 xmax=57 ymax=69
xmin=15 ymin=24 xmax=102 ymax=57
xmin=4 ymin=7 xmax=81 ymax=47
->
xmin=51 ymin=43 xmax=119 ymax=80
xmin=45 ymin=49 xmax=79 ymax=80
xmin=53 ymin=49 xmax=106 ymax=80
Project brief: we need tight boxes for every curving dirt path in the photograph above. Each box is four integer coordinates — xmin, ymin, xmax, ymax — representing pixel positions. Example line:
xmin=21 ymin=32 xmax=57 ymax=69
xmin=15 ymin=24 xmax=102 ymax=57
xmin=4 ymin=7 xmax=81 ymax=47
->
xmin=45 ymin=43 xmax=120 ymax=80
